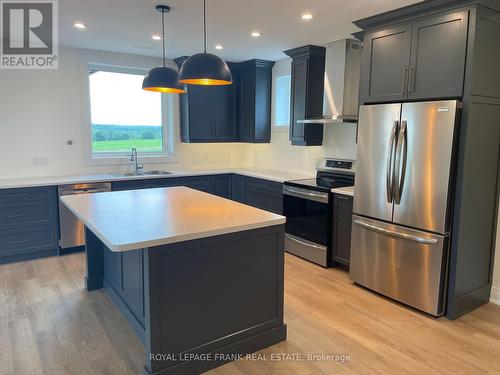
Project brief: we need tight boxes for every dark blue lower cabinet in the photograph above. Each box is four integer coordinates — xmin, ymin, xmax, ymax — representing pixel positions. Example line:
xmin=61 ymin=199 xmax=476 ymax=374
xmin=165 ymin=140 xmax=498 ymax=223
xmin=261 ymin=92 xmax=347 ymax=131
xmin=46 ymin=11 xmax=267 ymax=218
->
xmin=121 ymin=250 xmax=145 ymax=320
xmin=211 ymin=174 xmax=231 ymax=199
xmin=232 ymin=175 xmax=283 ymax=214
xmin=0 ymin=186 xmax=59 ymax=264
xmin=111 ymin=178 xmax=179 ymax=191
xmin=230 ymin=174 xmax=247 ymax=203
xmin=245 ymin=177 xmax=283 ymax=214
xmin=85 ymin=224 xmax=286 ymax=375
xmin=331 ymin=194 xmax=353 ymax=267
xmin=112 ymin=175 xmax=234 ymax=200
xmin=102 ymin=244 xmax=146 ymax=342
xmin=179 ymin=176 xmax=212 ymax=193
xmin=103 ymin=247 xmax=121 ymax=290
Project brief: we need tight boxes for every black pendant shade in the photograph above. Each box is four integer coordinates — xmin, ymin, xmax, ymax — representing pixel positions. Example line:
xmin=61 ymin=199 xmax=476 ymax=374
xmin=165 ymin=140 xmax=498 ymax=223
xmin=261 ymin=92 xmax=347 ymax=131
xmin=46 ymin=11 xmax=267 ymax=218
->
xmin=178 ymin=52 xmax=232 ymax=85
xmin=178 ymin=0 xmax=232 ymax=86
xmin=142 ymin=5 xmax=186 ymax=94
xmin=143 ymin=66 xmax=185 ymax=93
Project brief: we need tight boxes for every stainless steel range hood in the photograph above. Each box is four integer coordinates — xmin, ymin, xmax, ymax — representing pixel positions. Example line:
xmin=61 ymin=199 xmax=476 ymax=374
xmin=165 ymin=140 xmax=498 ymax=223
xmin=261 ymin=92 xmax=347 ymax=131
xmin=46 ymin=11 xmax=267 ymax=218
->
xmin=298 ymin=39 xmax=361 ymax=124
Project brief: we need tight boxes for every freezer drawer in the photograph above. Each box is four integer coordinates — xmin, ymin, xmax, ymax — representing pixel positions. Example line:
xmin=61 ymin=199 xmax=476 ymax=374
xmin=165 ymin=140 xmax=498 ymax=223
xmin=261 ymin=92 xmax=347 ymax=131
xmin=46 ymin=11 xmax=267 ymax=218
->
xmin=350 ymin=215 xmax=448 ymax=316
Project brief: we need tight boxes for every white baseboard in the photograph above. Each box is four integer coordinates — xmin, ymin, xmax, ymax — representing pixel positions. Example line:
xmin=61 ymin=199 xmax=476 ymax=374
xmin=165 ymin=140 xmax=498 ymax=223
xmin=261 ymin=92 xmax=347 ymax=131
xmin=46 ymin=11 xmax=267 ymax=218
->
xmin=491 ymin=287 xmax=500 ymax=305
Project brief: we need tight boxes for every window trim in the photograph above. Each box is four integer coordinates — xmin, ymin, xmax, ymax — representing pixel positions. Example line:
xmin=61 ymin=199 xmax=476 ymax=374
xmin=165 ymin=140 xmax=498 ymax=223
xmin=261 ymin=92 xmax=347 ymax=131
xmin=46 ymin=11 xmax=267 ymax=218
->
xmin=271 ymin=59 xmax=292 ymax=133
xmin=79 ymin=51 xmax=178 ymax=166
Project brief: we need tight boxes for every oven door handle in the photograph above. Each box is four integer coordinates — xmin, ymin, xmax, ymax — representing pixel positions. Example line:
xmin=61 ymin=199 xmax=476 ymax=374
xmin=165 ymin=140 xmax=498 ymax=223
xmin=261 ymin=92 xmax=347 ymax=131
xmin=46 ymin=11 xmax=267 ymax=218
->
xmin=283 ymin=186 xmax=329 ymax=203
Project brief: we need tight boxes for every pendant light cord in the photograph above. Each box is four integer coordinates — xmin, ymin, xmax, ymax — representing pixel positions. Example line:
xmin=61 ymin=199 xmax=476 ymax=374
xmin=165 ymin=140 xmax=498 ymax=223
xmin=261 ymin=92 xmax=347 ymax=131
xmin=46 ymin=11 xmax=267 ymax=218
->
xmin=203 ymin=0 xmax=207 ymax=53
xmin=161 ymin=9 xmax=166 ymax=67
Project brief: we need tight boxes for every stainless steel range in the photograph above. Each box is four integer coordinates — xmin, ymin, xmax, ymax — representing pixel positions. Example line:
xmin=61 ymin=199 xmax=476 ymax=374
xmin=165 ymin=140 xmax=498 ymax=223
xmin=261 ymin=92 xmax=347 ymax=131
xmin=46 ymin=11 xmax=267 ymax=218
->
xmin=283 ymin=158 xmax=355 ymax=267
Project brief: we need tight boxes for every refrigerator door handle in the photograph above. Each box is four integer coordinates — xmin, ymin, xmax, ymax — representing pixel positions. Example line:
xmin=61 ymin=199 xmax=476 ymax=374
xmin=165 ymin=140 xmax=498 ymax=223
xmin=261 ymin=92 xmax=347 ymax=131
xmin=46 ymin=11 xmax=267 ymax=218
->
xmin=386 ymin=121 xmax=399 ymax=203
xmin=353 ymin=219 xmax=438 ymax=244
xmin=401 ymin=69 xmax=409 ymax=93
xmin=394 ymin=120 xmax=408 ymax=204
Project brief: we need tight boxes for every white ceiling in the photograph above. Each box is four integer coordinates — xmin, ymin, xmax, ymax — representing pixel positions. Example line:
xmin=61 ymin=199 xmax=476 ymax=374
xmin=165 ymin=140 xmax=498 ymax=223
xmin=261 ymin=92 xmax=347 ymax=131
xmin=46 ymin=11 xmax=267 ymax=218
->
xmin=59 ymin=0 xmax=421 ymax=62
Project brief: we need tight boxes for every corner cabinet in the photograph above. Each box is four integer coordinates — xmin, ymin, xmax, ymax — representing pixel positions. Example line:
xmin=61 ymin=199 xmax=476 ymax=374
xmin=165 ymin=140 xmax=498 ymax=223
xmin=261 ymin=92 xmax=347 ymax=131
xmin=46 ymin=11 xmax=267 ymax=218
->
xmin=284 ymin=45 xmax=326 ymax=146
xmin=174 ymin=57 xmax=238 ymax=143
xmin=359 ymin=9 xmax=468 ymax=103
xmin=236 ymin=60 xmax=275 ymax=143
xmin=230 ymin=175 xmax=283 ymax=215
xmin=331 ymin=194 xmax=353 ymax=267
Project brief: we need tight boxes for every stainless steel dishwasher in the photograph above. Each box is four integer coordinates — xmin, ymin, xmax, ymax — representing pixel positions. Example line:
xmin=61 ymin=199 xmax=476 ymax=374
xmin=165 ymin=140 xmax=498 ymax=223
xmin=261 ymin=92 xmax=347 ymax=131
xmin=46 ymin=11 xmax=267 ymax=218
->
xmin=58 ymin=182 xmax=111 ymax=249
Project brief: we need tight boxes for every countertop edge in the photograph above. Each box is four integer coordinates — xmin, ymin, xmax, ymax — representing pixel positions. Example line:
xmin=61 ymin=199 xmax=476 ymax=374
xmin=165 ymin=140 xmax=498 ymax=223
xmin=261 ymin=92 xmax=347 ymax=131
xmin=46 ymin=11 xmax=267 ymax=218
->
xmin=107 ymin=219 xmax=287 ymax=252
xmin=331 ymin=186 xmax=355 ymax=197
xmin=60 ymin=191 xmax=287 ymax=252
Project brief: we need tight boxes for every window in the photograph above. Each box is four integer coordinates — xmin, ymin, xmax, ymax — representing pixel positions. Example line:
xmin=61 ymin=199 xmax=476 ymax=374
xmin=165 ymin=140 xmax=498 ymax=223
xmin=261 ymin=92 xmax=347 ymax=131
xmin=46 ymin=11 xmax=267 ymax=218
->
xmin=274 ymin=75 xmax=291 ymax=127
xmin=86 ymin=65 xmax=173 ymax=161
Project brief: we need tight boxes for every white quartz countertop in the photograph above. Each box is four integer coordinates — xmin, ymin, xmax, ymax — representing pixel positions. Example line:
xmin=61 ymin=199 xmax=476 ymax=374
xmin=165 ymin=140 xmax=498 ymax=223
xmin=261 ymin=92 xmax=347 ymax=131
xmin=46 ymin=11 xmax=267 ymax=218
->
xmin=60 ymin=186 xmax=286 ymax=252
xmin=331 ymin=186 xmax=354 ymax=197
xmin=0 ymin=168 xmax=314 ymax=189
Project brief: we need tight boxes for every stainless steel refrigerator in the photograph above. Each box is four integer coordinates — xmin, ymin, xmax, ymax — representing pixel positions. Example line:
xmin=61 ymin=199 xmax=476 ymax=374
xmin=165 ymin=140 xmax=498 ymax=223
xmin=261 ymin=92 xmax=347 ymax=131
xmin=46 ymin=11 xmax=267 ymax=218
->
xmin=350 ymin=100 xmax=460 ymax=316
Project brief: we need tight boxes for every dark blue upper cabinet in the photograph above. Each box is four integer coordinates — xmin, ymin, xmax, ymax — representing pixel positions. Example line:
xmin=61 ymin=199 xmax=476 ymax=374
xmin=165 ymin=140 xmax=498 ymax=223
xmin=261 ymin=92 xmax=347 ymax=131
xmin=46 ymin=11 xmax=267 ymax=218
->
xmin=358 ymin=9 xmax=468 ymax=104
xmin=359 ymin=24 xmax=412 ymax=103
xmin=175 ymin=57 xmax=274 ymax=143
xmin=284 ymin=46 xmax=325 ymax=146
xmin=236 ymin=59 xmax=275 ymax=143
xmin=212 ymin=82 xmax=238 ymax=140
xmin=174 ymin=56 xmax=238 ymax=143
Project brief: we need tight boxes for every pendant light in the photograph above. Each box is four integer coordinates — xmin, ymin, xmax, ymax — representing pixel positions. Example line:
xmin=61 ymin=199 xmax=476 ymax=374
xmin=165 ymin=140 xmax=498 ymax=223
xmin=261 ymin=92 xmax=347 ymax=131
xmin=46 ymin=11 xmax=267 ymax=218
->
xmin=178 ymin=0 xmax=232 ymax=86
xmin=143 ymin=5 xmax=186 ymax=93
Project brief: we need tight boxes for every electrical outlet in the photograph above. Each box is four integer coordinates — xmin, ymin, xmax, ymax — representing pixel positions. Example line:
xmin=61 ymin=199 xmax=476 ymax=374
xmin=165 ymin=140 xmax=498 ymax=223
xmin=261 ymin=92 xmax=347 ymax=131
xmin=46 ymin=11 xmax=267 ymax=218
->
xmin=32 ymin=157 xmax=48 ymax=167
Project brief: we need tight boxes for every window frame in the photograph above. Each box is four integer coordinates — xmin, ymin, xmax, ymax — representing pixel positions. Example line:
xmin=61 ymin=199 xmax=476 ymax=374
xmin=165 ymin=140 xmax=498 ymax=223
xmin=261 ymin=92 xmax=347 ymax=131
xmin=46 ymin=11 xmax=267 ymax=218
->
xmin=80 ymin=52 xmax=178 ymax=166
xmin=271 ymin=59 xmax=292 ymax=133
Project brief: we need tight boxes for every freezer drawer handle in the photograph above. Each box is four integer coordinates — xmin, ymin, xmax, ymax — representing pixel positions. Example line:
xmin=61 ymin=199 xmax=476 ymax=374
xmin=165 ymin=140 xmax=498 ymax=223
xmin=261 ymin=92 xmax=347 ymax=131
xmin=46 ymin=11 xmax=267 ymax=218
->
xmin=353 ymin=220 xmax=438 ymax=245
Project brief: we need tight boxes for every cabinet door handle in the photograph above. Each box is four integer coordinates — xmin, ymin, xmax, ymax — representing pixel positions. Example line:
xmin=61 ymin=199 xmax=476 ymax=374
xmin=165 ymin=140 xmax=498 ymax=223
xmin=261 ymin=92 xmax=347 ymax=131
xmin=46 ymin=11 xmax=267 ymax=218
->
xmin=408 ymin=67 xmax=416 ymax=93
xmin=9 ymin=238 xmax=32 ymax=245
xmin=6 ymin=193 xmax=29 ymax=198
xmin=7 ymin=213 xmax=29 ymax=218
xmin=401 ymin=68 xmax=409 ymax=94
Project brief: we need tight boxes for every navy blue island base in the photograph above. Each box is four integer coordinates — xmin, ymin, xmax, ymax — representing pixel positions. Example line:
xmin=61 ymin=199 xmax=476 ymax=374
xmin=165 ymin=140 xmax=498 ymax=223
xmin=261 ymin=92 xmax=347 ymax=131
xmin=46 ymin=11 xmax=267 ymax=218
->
xmin=84 ymin=224 xmax=287 ymax=375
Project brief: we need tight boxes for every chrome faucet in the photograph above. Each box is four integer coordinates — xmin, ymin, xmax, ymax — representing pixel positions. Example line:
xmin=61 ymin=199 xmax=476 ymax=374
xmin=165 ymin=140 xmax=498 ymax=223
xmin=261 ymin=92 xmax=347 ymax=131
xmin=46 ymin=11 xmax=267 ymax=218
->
xmin=130 ymin=148 xmax=144 ymax=175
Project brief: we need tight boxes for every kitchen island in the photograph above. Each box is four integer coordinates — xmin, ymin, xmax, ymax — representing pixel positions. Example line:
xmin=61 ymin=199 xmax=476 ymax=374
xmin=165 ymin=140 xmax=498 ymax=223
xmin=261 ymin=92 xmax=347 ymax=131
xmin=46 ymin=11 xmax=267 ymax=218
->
xmin=60 ymin=187 xmax=287 ymax=375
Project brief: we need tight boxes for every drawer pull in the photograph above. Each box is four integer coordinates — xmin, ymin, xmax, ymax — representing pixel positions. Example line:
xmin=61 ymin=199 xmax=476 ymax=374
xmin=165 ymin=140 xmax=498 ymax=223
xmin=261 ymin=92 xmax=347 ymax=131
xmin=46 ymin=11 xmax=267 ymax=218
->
xmin=7 ymin=213 xmax=30 ymax=218
xmin=9 ymin=238 xmax=32 ymax=245
xmin=5 ymin=193 xmax=29 ymax=198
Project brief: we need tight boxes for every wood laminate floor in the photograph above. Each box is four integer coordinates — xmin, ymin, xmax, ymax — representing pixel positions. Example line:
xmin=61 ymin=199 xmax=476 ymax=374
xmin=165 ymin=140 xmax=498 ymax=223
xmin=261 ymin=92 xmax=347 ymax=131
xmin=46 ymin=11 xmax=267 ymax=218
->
xmin=1 ymin=252 xmax=499 ymax=375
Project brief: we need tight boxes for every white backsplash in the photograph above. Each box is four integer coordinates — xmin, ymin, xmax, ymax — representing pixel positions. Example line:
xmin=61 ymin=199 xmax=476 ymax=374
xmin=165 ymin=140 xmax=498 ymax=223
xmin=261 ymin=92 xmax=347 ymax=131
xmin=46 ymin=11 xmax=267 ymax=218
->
xmin=239 ymin=124 xmax=357 ymax=175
